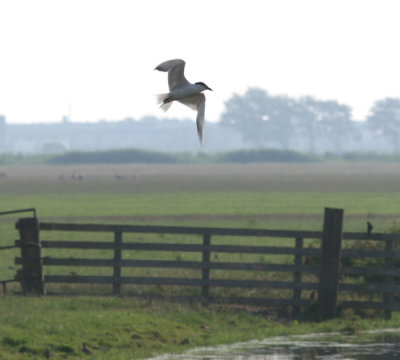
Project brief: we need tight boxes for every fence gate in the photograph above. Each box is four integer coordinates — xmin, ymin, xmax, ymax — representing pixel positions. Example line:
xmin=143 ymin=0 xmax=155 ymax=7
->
xmin=9 ymin=208 xmax=400 ymax=320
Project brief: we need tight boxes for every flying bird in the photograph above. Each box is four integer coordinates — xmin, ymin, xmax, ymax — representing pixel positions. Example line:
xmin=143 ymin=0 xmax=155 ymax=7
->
xmin=155 ymin=59 xmax=212 ymax=143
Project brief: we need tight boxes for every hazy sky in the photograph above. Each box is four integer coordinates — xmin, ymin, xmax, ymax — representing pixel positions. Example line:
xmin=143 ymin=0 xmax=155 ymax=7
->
xmin=1 ymin=0 xmax=399 ymax=124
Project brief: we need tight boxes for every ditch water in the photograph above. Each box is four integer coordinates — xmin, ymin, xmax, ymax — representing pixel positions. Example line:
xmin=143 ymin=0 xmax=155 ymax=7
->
xmin=147 ymin=329 xmax=400 ymax=360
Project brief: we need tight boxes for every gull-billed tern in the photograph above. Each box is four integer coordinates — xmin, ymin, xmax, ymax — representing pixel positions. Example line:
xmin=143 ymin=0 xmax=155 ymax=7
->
xmin=155 ymin=59 xmax=212 ymax=143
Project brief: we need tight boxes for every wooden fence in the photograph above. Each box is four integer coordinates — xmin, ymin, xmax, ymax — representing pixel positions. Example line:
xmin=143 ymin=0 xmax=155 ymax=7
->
xmin=13 ymin=208 xmax=400 ymax=319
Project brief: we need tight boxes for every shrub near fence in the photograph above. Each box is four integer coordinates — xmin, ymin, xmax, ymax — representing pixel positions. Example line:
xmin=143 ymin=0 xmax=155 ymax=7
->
xmin=13 ymin=208 xmax=400 ymax=320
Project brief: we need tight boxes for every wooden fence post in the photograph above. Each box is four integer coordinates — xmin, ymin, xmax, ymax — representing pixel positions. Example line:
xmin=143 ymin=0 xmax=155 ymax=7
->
xmin=16 ymin=217 xmax=44 ymax=295
xmin=383 ymin=238 xmax=393 ymax=319
xmin=202 ymin=234 xmax=211 ymax=299
xmin=292 ymin=237 xmax=303 ymax=319
xmin=317 ymin=208 xmax=344 ymax=319
xmin=113 ymin=231 xmax=122 ymax=295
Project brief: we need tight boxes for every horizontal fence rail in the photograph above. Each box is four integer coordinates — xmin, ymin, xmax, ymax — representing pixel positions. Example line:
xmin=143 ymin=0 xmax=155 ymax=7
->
xmin=12 ymin=208 xmax=400 ymax=319
xmin=18 ymin=240 xmax=320 ymax=256
xmin=15 ymin=258 xmax=319 ymax=274
xmin=42 ymin=275 xmax=319 ymax=289
xmin=39 ymin=222 xmax=324 ymax=238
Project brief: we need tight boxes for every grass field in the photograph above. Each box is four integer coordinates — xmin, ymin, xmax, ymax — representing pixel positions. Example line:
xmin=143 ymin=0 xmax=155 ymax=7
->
xmin=1 ymin=162 xmax=400 ymax=283
xmin=1 ymin=162 xmax=400 ymax=359
xmin=1 ymin=162 xmax=399 ymax=227
xmin=1 ymin=296 xmax=399 ymax=360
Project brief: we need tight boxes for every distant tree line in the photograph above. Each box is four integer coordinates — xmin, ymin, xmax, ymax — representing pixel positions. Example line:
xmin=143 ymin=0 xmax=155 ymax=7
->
xmin=49 ymin=148 xmax=313 ymax=164
xmin=43 ymin=148 xmax=400 ymax=165
xmin=220 ymin=88 xmax=400 ymax=153
xmin=49 ymin=149 xmax=179 ymax=164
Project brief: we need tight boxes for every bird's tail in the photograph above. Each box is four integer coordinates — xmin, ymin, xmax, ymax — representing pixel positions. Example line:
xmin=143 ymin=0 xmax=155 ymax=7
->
xmin=156 ymin=93 xmax=173 ymax=112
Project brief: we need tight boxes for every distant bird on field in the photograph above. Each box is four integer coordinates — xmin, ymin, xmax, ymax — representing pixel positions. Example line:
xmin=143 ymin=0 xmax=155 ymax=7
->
xmin=367 ymin=221 xmax=374 ymax=236
xmin=154 ymin=59 xmax=212 ymax=143
xmin=82 ymin=343 xmax=93 ymax=355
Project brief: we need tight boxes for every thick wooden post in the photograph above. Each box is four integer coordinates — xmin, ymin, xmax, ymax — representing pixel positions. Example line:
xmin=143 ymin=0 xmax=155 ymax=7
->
xmin=202 ymin=234 xmax=211 ymax=298
xmin=383 ymin=238 xmax=393 ymax=320
xmin=317 ymin=208 xmax=344 ymax=318
xmin=16 ymin=217 xmax=44 ymax=295
xmin=113 ymin=231 xmax=122 ymax=295
xmin=292 ymin=237 xmax=303 ymax=319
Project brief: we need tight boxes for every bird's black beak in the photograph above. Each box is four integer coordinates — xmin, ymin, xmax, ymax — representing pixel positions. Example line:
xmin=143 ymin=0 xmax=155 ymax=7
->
xmin=207 ymin=86 xmax=213 ymax=91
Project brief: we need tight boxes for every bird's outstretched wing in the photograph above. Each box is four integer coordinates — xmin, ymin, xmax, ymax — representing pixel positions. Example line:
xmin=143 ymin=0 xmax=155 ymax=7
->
xmin=154 ymin=59 xmax=189 ymax=91
xmin=196 ymin=96 xmax=205 ymax=143
xmin=179 ymin=93 xmax=206 ymax=143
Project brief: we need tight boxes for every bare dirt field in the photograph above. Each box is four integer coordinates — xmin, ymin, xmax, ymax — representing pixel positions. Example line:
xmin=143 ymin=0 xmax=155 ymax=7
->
xmin=0 ymin=162 xmax=400 ymax=193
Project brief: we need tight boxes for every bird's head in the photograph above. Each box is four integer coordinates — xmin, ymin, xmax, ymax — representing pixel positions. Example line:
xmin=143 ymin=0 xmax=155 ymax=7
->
xmin=195 ymin=82 xmax=213 ymax=92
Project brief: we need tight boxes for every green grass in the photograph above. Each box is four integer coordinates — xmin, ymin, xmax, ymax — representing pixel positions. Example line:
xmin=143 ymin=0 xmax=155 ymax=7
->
xmin=1 ymin=296 xmax=400 ymax=360
xmin=1 ymin=191 xmax=399 ymax=219
xmin=1 ymin=163 xmax=399 ymax=288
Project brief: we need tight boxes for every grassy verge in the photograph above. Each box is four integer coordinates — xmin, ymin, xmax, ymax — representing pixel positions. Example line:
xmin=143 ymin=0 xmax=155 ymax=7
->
xmin=1 ymin=296 xmax=400 ymax=360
